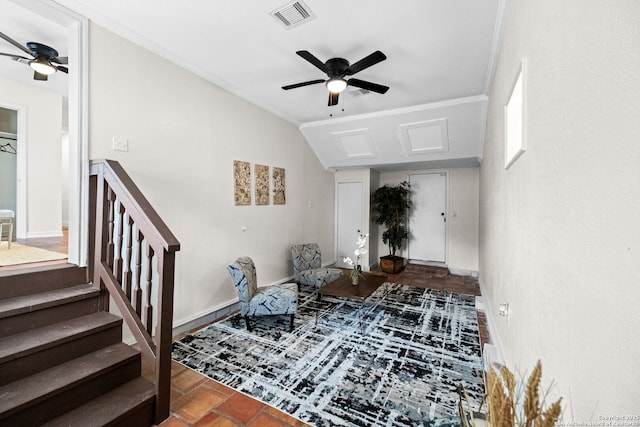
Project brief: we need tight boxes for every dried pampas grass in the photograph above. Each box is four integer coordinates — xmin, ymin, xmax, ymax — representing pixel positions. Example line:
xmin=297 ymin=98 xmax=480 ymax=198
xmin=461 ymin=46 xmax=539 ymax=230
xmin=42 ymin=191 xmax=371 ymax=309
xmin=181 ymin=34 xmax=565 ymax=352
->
xmin=459 ymin=360 xmax=562 ymax=427
xmin=486 ymin=360 xmax=561 ymax=427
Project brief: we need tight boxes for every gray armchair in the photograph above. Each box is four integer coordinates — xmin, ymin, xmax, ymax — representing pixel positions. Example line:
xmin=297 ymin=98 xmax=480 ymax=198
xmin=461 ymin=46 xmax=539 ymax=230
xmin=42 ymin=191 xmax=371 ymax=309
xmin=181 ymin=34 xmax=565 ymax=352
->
xmin=227 ymin=256 xmax=298 ymax=332
xmin=291 ymin=243 xmax=342 ymax=288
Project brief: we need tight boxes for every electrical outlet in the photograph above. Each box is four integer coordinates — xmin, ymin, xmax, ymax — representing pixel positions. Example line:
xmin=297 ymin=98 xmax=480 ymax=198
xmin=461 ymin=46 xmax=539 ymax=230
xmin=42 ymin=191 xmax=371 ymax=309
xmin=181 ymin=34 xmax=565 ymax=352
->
xmin=499 ymin=303 xmax=509 ymax=318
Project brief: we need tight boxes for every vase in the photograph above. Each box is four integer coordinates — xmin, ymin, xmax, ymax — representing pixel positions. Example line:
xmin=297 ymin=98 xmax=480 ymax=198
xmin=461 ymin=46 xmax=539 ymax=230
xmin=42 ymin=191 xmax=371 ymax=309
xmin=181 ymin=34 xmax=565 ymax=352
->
xmin=351 ymin=275 xmax=359 ymax=285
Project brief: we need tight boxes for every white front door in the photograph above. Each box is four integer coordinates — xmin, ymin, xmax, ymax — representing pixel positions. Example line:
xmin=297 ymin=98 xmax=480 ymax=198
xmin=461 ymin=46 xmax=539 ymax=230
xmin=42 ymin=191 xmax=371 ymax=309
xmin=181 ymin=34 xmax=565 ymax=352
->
xmin=409 ymin=173 xmax=447 ymax=263
xmin=335 ymin=181 xmax=363 ymax=268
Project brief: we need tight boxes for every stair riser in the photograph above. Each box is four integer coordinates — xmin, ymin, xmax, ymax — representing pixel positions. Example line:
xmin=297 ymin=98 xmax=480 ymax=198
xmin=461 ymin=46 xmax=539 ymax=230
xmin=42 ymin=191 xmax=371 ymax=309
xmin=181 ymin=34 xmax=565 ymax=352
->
xmin=0 ymin=355 xmax=141 ymax=427
xmin=0 ymin=265 xmax=87 ymax=299
xmin=41 ymin=377 xmax=156 ymax=427
xmin=103 ymin=402 xmax=155 ymax=427
xmin=0 ymin=325 xmax=122 ymax=386
xmin=0 ymin=298 xmax=99 ymax=337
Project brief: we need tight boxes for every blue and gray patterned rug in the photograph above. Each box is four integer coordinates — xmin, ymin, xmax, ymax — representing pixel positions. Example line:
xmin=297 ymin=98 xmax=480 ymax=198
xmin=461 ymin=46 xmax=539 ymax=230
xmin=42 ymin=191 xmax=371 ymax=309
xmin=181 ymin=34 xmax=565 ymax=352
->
xmin=172 ymin=283 xmax=485 ymax=426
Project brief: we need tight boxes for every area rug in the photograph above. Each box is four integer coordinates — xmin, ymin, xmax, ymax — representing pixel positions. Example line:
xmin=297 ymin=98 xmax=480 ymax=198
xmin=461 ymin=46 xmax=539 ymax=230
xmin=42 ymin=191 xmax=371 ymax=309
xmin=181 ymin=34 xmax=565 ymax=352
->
xmin=0 ymin=243 xmax=67 ymax=266
xmin=172 ymin=283 xmax=485 ymax=427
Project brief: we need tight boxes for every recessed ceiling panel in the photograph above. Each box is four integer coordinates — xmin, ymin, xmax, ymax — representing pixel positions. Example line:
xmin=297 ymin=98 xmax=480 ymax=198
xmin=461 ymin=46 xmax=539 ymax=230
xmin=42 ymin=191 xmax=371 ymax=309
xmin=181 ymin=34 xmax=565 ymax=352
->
xmin=333 ymin=129 xmax=377 ymax=159
xmin=398 ymin=118 xmax=449 ymax=155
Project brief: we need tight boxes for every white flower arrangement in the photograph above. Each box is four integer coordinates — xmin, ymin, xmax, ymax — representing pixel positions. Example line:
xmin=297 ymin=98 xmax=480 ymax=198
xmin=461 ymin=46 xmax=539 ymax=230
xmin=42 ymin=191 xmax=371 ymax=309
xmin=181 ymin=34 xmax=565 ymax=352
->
xmin=342 ymin=230 xmax=369 ymax=279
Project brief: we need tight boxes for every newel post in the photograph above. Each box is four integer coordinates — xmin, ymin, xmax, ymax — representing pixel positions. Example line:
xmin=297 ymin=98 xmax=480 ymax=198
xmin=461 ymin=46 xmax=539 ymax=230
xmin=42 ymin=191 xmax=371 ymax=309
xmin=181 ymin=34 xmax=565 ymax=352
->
xmin=154 ymin=250 xmax=176 ymax=422
xmin=89 ymin=162 xmax=110 ymax=311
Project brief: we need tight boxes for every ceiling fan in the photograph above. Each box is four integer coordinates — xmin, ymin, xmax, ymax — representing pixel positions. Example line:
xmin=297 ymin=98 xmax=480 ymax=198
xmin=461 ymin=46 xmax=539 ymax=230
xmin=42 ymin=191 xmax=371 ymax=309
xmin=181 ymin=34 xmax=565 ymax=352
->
xmin=0 ymin=31 xmax=68 ymax=81
xmin=282 ymin=50 xmax=389 ymax=106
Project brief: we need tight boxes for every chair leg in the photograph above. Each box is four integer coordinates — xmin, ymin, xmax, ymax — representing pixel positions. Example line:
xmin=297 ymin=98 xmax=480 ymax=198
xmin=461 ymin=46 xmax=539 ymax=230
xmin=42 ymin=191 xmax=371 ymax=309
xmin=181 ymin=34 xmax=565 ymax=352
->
xmin=244 ymin=316 xmax=252 ymax=331
xmin=289 ymin=314 xmax=295 ymax=332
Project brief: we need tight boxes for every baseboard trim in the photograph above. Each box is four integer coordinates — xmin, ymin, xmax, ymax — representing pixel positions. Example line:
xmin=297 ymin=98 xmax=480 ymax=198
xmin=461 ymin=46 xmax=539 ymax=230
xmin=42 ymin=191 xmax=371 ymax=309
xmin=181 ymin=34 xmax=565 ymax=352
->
xmin=173 ymin=300 xmax=240 ymax=337
xmin=26 ymin=230 xmax=64 ymax=238
xmin=449 ymin=267 xmax=478 ymax=277
xmin=477 ymin=276 xmax=505 ymax=365
xmin=172 ymin=275 xmax=297 ymax=337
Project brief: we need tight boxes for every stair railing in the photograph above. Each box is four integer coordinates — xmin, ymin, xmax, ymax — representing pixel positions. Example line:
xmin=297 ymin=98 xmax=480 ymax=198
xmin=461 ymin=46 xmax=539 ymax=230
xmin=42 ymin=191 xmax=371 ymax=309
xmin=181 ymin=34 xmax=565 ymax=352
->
xmin=89 ymin=159 xmax=180 ymax=423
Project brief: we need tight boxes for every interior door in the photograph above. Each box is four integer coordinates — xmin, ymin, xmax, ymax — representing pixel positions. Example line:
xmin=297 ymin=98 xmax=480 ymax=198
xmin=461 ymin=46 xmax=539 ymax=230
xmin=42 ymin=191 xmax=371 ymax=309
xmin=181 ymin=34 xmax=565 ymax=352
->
xmin=409 ymin=172 xmax=447 ymax=263
xmin=335 ymin=181 xmax=363 ymax=268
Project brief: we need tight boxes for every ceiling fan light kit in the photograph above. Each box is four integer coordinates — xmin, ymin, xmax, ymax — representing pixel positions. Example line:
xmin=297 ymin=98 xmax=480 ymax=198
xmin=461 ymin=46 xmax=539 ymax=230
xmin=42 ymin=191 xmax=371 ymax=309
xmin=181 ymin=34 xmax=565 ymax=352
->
xmin=0 ymin=31 xmax=68 ymax=81
xmin=282 ymin=50 xmax=389 ymax=106
xmin=326 ymin=78 xmax=347 ymax=93
xmin=30 ymin=58 xmax=56 ymax=75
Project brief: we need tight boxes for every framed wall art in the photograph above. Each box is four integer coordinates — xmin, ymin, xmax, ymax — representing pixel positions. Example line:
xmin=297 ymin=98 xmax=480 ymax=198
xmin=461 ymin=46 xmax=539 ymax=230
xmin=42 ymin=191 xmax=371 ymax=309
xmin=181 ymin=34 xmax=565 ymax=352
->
xmin=273 ymin=167 xmax=286 ymax=205
xmin=255 ymin=164 xmax=270 ymax=205
xmin=233 ymin=160 xmax=251 ymax=205
xmin=505 ymin=60 xmax=526 ymax=168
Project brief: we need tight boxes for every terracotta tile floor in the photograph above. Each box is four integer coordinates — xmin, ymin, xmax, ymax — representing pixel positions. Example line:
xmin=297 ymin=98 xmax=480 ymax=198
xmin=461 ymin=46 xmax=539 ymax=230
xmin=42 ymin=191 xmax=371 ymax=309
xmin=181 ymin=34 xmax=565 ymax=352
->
xmin=161 ymin=263 xmax=490 ymax=426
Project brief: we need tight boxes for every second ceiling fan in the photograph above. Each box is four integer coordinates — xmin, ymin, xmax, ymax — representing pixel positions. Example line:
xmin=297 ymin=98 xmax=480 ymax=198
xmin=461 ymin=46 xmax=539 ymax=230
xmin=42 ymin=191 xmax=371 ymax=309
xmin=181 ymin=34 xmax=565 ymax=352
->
xmin=0 ymin=31 xmax=68 ymax=81
xmin=282 ymin=50 xmax=389 ymax=106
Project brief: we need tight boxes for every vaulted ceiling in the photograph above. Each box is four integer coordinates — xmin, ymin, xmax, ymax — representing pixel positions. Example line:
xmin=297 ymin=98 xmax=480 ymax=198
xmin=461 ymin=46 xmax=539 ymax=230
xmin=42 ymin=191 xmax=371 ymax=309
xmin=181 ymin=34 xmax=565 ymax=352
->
xmin=0 ymin=0 xmax=504 ymax=171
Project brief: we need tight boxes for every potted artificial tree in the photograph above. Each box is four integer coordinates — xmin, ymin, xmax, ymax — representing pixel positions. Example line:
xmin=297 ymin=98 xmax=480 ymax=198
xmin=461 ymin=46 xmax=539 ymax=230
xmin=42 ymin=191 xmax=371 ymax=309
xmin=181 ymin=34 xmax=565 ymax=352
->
xmin=371 ymin=181 xmax=412 ymax=274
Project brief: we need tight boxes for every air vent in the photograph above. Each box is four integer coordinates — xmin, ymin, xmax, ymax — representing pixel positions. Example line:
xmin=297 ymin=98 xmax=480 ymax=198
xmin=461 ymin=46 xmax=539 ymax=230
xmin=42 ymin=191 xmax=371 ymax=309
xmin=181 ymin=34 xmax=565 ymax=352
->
xmin=269 ymin=1 xmax=316 ymax=29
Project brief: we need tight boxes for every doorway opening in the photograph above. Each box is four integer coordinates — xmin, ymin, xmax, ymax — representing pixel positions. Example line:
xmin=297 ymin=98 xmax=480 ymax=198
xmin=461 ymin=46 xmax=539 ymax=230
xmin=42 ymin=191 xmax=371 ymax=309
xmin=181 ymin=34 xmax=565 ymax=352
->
xmin=0 ymin=0 xmax=88 ymax=267
xmin=0 ymin=107 xmax=17 ymax=242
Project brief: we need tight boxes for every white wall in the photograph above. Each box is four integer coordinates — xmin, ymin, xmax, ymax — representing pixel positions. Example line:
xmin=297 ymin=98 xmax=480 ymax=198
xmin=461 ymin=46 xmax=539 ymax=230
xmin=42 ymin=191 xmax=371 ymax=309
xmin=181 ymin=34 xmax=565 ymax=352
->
xmin=448 ymin=168 xmax=479 ymax=274
xmin=0 ymin=77 xmax=62 ymax=237
xmin=376 ymin=168 xmax=479 ymax=273
xmin=480 ymin=0 xmax=640 ymax=420
xmin=87 ymin=24 xmax=336 ymax=325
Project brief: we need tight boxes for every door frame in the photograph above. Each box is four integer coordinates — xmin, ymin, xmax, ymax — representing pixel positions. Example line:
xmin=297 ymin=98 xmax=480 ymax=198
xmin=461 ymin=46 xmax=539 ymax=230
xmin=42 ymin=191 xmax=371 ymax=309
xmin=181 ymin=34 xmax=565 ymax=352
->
xmin=0 ymin=102 xmax=26 ymax=238
xmin=407 ymin=170 xmax=449 ymax=265
xmin=21 ymin=0 xmax=89 ymax=265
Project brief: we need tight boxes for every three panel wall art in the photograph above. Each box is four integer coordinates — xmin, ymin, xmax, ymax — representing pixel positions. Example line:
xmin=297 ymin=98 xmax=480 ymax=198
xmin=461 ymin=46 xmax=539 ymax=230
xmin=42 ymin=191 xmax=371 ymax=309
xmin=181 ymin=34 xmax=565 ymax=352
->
xmin=233 ymin=160 xmax=286 ymax=206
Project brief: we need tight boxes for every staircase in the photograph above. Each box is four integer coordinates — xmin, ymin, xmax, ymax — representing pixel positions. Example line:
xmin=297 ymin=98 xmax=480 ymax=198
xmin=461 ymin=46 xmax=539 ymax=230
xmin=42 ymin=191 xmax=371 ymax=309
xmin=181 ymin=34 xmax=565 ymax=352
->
xmin=0 ymin=264 xmax=155 ymax=426
xmin=0 ymin=160 xmax=180 ymax=426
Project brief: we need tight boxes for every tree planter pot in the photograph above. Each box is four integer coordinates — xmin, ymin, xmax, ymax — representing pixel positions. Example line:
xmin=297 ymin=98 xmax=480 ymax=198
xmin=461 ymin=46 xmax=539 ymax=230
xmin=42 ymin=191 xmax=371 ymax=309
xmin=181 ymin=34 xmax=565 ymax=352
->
xmin=380 ymin=255 xmax=405 ymax=274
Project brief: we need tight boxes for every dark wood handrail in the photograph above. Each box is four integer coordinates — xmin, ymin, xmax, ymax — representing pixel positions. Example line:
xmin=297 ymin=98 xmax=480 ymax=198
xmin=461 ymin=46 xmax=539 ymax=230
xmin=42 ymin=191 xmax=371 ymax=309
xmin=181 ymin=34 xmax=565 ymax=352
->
xmin=89 ymin=159 xmax=180 ymax=424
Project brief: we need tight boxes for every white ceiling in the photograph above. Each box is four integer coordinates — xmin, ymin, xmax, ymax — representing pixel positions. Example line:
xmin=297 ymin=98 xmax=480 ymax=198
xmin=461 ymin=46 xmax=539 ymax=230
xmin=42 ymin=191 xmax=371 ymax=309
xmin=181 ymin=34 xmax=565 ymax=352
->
xmin=1 ymin=0 xmax=504 ymax=171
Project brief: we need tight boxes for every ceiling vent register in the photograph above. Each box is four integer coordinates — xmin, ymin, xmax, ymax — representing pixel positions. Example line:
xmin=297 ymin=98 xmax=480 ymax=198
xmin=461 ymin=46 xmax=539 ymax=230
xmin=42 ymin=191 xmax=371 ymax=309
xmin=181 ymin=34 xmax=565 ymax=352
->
xmin=269 ymin=1 xmax=316 ymax=29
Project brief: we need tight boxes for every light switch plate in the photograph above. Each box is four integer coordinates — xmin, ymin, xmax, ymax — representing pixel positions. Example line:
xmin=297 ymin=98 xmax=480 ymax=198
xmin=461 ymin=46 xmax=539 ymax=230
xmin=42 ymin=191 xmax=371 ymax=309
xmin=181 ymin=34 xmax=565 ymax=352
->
xmin=112 ymin=137 xmax=129 ymax=152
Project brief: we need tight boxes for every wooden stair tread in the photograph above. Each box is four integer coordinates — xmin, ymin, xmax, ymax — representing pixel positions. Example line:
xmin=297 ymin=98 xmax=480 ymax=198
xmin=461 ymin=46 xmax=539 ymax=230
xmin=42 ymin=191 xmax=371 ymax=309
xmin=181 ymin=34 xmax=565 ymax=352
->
xmin=0 ymin=284 xmax=99 ymax=319
xmin=43 ymin=377 xmax=155 ymax=427
xmin=0 ymin=343 xmax=139 ymax=415
xmin=0 ymin=311 xmax=121 ymax=362
xmin=0 ymin=264 xmax=88 ymax=299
